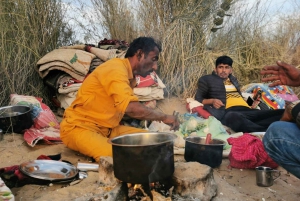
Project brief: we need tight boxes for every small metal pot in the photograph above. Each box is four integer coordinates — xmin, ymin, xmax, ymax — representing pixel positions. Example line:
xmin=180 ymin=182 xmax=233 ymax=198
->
xmin=108 ymin=132 xmax=177 ymax=184
xmin=0 ymin=105 xmax=33 ymax=133
xmin=184 ymin=136 xmax=226 ymax=168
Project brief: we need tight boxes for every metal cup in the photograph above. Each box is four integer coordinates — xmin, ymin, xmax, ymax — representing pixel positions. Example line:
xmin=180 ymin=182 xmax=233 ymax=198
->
xmin=0 ymin=129 xmax=3 ymax=141
xmin=255 ymin=166 xmax=281 ymax=187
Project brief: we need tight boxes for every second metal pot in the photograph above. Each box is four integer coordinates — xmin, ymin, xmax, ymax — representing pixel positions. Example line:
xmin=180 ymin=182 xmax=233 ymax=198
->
xmin=108 ymin=132 xmax=177 ymax=184
xmin=184 ymin=136 xmax=226 ymax=168
xmin=0 ymin=105 xmax=33 ymax=133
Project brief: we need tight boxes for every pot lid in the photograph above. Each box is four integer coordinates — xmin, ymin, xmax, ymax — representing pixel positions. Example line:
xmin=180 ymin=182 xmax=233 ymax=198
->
xmin=19 ymin=160 xmax=78 ymax=182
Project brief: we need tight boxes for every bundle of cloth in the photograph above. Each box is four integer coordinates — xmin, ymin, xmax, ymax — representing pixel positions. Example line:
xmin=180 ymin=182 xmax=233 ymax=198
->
xmin=38 ymin=43 xmax=166 ymax=111
xmin=241 ymin=83 xmax=299 ymax=110
xmin=38 ymin=44 xmax=126 ymax=109
xmin=134 ymin=71 xmax=165 ymax=102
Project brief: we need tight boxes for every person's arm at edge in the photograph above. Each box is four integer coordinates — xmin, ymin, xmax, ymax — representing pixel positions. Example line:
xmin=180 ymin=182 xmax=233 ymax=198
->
xmin=126 ymin=101 xmax=166 ymax=121
xmin=290 ymin=101 xmax=300 ymax=128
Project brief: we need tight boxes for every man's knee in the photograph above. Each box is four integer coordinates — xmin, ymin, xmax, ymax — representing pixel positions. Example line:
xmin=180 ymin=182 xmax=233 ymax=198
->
xmin=222 ymin=111 xmax=243 ymax=123
xmin=264 ymin=121 xmax=288 ymax=141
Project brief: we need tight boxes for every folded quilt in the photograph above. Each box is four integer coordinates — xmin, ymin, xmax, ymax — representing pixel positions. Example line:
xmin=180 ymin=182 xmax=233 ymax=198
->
xmin=39 ymin=61 xmax=85 ymax=75
xmin=133 ymin=87 xmax=164 ymax=101
xmin=58 ymin=83 xmax=82 ymax=94
xmin=37 ymin=49 xmax=96 ymax=80
xmin=43 ymin=70 xmax=68 ymax=90
xmin=38 ymin=62 xmax=86 ymax=81
xmin=56 ymin=91 xmax=77 ymax=109
xmin=88 ymin=47 xmax=126 ymax=61
xmin=59 ymin=44 xmax=85 ymax=50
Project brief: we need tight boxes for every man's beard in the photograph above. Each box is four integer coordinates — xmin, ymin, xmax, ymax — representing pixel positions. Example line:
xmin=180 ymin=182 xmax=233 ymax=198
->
xmin=219 ymin=73 xmax=228 ymax=78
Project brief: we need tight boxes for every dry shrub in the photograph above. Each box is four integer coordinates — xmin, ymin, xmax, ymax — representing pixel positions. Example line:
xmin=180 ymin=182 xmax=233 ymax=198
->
xmin=190 ymin=0 xmax=300 ymax=94
xmin=63 ymin=0 xmax=139 ymax=44
xmin=0 ymin=0 xmax=74 ymax=106
xmin=90 ymin=0 xmax=138 ymax=43
xmin=62 ymin=0 xmax=300 ymax=100
xmin=137 ymin=0 xmax=220 ymax=99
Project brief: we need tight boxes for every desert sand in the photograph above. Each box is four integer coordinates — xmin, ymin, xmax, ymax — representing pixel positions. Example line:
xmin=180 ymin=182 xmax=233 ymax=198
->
xmin=1 ymin=97 xmax=300 ymax=201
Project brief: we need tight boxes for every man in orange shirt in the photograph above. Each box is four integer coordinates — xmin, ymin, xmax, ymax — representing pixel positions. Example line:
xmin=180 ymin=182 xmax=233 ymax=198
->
xmin=60 ymin=37 xmax=179 ymax=162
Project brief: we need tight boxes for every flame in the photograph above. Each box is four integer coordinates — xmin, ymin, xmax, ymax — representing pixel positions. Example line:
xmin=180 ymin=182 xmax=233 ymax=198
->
xmin=133 ymin=184 xmax=141 ymax=190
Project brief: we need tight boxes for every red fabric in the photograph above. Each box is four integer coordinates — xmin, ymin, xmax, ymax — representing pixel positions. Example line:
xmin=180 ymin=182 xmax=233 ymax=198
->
xmin=135 ymin=72 xmax=158 ymax=88
xmin=24 ymin=128 xmax=61 ymax=147
xmin=227 ymin=134 xmax=278 ymax=169
xmin=36 ymin=155 xmax=52 ymax=160
xmin=186 ymin=103 xmax=211 ymax=119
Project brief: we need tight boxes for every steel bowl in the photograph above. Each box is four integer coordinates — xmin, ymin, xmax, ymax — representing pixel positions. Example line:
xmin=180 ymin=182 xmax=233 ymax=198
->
xmin=0 ymin=105 xmax=33 ymax=133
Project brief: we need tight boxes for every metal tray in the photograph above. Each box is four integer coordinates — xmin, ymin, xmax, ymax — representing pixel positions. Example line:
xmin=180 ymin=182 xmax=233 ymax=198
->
xmin=19 ymin=160 xmax=78 ymax=182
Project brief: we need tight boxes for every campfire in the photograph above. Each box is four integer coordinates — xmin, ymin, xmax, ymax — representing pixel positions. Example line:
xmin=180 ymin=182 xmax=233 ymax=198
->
xmin=126 ymin=182 xmax=172 ymax=200
xmin=97 ymin=156 xmax=218 ymax=201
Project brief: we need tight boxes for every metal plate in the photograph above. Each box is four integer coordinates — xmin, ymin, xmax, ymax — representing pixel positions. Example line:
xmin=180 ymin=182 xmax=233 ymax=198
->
xmin=19 ymin=160 xmax=78 ymax=181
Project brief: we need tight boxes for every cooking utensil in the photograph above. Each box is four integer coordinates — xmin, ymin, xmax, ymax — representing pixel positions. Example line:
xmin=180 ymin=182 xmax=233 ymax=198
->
xmin=205 ymin=133 xmax=212 ymax=144
xmin=77 ymin=162 xmax=99 ymax=172
xmin=256 ymin=166 xmax=281 ymax=187
xmin=19 ymin=160 xmax=78 ymax=182
xmin=108 ymin=132 xmax=177 ymax=184
xmin=0 ymin=105 xmax=33 ymax=133
xmin=184 ymin=136 xmax=226 ymax=168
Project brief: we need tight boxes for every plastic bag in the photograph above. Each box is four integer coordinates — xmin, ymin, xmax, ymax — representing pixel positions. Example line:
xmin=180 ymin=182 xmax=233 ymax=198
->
xmin=178 ymin=115 xmax=231 ymax=149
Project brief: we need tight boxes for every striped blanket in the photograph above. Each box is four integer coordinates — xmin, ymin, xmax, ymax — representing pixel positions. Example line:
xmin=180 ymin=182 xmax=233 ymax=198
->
xmin=241 ymin=83 xmax=299 ymax=110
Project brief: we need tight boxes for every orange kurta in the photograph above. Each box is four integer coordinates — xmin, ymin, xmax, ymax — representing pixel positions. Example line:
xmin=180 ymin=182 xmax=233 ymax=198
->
xmin=60 ymin=58 xmax=146 ymax=161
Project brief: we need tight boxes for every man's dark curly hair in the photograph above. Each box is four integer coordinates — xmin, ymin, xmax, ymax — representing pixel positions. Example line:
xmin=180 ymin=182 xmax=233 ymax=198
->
xmin=125 ymin=37 xmax=162 ymax=58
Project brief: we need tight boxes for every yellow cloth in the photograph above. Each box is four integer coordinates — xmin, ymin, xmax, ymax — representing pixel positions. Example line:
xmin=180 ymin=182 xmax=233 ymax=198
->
xmin=224 ymin=78 xmax=249 ymax=109
xmin=60 ymin=58 xmax=145 ymax=161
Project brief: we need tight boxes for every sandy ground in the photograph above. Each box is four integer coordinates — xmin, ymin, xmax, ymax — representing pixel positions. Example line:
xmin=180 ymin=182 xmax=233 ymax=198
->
xmin=1 ymin=97 xmax=300 ymax=201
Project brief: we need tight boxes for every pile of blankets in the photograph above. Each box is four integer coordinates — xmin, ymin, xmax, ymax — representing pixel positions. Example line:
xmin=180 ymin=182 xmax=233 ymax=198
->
xmin=37 ymin=44 xmax=166 ymax=110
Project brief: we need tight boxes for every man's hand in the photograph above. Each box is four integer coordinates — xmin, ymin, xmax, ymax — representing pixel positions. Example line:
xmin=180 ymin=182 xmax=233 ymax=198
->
xmin=280 ymin=107 xmax=293 ymax=122
xmin=212 ymin=99 xmax=225 ymax=109
xmin=162 ymin=115 xmax=180 ymax=131
xmin=261 ymin=61 xmax=300 ymax=87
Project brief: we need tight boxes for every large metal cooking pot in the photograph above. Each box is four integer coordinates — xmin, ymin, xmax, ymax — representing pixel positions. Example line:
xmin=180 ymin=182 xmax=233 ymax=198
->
xmin=108 ymin=132 xmax=177 ymax=184
xmin=0 ymin=105 xmax=33 ymax=133
xmin=184 ymin=136 xmax=226 ymax=168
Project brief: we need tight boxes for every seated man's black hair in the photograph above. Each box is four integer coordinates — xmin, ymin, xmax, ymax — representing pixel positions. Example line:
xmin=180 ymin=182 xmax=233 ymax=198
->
xmin=216 ymin=55 xmax=233 ymax=67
